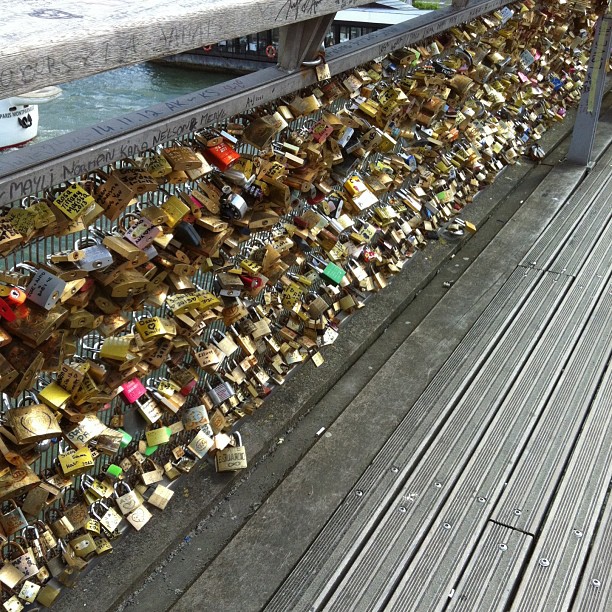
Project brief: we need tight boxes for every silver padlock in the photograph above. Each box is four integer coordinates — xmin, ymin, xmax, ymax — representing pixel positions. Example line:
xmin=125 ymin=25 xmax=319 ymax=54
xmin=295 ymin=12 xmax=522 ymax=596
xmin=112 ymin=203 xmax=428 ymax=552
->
xmin=205 ymin=377 xmax=235 ymax=406
xmin=22 ymin=264 xmax=66 ymax=310
xmin=74 ymin=236 xmax=114 ymax=271
xmin=220 ymin=192 xmax=248 ymax=220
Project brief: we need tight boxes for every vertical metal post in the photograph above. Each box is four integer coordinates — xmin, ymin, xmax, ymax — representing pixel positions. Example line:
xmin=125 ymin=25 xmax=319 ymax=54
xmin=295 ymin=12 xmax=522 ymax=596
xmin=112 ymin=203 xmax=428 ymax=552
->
xmin=567 ymin=9 xmax=612 ymax=166
xmin=277 ymin=13 xmax=336 ymax=72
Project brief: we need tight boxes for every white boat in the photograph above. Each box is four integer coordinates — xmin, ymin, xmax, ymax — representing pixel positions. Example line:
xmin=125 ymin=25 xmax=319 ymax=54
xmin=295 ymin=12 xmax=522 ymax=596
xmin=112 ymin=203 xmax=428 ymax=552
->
xmin=0 ymin=86 xmax=62 ymax=150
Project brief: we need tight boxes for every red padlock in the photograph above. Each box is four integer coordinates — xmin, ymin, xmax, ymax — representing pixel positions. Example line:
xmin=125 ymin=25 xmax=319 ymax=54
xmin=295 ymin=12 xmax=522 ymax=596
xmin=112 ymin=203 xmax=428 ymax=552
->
xmin=362 ymin=248 xmax=377 ymax=263
xmin=204 ymin=141 xmax=240 ymax=172
xmin=0 ymin=286 xmax=26 ymax=307
xmin=240 ymin=275 xmax=263 ymax=290
xmin=180 ymin=379 xmax=197 ymax=397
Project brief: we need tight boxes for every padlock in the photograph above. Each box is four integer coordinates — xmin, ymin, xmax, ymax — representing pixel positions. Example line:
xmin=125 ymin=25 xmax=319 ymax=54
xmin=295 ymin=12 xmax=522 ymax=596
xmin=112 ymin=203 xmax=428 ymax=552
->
xmin=124 ymin=503 xmax=153 ymax=532
xmin=220 ymin=191 xmax=248 ymax=221
xmin=38 ymin=381 xmax=71 ymax=411
xmin=210 ymin=329 xmax=239 ymax=357
xmin=145 ymin=426 xmax=172 ymax=447
xmin=113 ymin=482 xmax=142 ymax=516
xmin=304 ymin=292 xmax=329 ymax=320
xmin=19 ymin=265 xmax=66 ymax=311
xmin=120 ymin=212 xmax=161 ymax=250
xmin=215 ymin=432 xmax=248 ymax=472
xmin=44 ymin=508 xmax=75 ymax=540
xmin=0 ymin=544 xmax=25 ymax=590
xmin=7 ymin=392 xmax=62 ymax=444
xmin=199 ymin=133 xmax=240 ymax=172
xmin=18 ymin=579 xmax=41 ymax=604
xmin=308 ymin=255 xmax=346 ymax=286
xmin=73 ymin=236 xmax=114 ymax=271
xmin=52 ymin=182 xmax=96 ymax=220
xmin=34 ymin=518 xmax=57 ymax=551
xmin=187 ymin=429 xmax=214 ymax=459
xmin=89 ymin=500 xmax=123 ymax=535
xmin=0 ymin=501 xmax=27 ymax=537
xmin=182 ymin=404 xmax=211 ymax=432
xmin=68 ymin=533 xmax=97 ymax=558
xmin=147 ymin=484 xmax=174 ymax=510
xmin=139 ymin=459 xmax=164 ymax=486
xmin=57 ymin=447 xmax=95 ymax=477
xmin=205 ymin=377 xmax=235 ymax=407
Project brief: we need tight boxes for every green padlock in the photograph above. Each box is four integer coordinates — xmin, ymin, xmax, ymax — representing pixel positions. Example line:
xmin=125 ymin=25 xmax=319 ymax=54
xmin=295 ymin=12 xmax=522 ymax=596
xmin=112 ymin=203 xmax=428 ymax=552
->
xmin=117 ymin=428 xmax=133 ymax=449
xmin=309 ymin=255 xmax=346 ymax=285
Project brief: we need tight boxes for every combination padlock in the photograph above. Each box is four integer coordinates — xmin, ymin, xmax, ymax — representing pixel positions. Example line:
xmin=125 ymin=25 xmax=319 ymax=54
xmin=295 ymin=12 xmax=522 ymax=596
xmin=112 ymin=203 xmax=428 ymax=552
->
xmin=220 ymin=191 xmax=248 ymax=220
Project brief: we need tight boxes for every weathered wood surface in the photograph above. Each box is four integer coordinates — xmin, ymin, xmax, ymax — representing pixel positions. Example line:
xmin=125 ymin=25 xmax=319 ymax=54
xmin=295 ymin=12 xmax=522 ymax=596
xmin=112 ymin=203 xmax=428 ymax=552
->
xmin=0 ymin=0 xmax=512 ymax=206
xmin=0 ymin=0 xmax=374 ymax=99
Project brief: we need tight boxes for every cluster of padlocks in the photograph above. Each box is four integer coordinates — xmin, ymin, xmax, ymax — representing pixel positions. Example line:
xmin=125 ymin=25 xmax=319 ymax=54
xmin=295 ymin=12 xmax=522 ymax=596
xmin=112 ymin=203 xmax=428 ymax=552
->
xmin=0 ymin=0 xmax=603 ymax=607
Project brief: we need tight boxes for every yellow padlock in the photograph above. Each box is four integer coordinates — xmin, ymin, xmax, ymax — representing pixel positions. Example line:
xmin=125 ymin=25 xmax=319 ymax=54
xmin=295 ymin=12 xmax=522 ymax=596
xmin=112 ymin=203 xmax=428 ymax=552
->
xmin=39 ymin=382 xmax=71 ymax=410
xmin=145 ymin=427 xmax=172 ymax=447
xmin=100 ymin=336 xmax=131 ymax=360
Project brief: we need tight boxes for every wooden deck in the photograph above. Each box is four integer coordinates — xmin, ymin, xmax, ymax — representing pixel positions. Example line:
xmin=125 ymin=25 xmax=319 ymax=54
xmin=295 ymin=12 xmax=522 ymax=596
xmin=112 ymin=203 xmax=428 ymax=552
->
xmin=258 ymin=147 xmax=612 ymax=611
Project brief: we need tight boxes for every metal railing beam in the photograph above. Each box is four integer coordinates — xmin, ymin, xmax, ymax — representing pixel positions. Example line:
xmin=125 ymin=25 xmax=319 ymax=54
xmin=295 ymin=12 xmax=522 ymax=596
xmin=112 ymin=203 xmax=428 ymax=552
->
xmin=0 ymin=0 xmax=514 ymax=206
xmin=278 ymin=14 xmax=336 ymax=71
xmin=567 ymin=9 xmax=612 ymax=166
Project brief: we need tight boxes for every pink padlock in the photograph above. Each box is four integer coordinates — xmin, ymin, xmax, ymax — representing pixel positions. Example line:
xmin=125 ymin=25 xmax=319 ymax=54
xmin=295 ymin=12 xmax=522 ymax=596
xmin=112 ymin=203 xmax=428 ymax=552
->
xmin=122 ymin=378 xmax=147 ymax=403
xmin=311 ymin=120 xmax=334 ymax=144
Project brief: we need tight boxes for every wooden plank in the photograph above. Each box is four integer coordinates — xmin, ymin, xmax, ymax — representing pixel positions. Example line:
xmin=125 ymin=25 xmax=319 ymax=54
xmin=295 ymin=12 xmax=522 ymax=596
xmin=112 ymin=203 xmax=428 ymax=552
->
xmin=274 ymin=272 xmax=572 ymax=612
xmin=0 ymin=0 xmax=375 ymax=99
xmin=384 ymin=237 xmax=612 ymax=611
xmin=0 ymin=0 xmax=514 ymax=207
xmin=572 ymin=495 xmax=612 ymax=612
xmin=510 ymin=363 xmax=612 ymax=612
xmin=264 ymin=266 xmax=546 ymax=611
xmin=520 ymin=147 xmax=612 ymax=273
xmin=446 ymin=523 xmax=532 ymax=612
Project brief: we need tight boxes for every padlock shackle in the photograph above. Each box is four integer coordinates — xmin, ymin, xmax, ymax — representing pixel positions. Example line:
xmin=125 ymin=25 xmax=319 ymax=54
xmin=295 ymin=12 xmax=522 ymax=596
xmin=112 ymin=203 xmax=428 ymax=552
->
xmin=88 ymin=500 xmax=109 ymax=521
xmin=16 ymin=390 xmax=39 ymax=407
xmin=79 ymin=474 xmax=95 ymax=492
xmin=113 ymin=481 xmax=132 ymax=497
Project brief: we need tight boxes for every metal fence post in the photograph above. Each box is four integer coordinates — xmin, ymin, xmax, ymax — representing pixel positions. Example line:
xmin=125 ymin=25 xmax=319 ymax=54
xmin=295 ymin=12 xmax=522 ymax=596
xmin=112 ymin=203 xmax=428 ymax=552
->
xmin=567 ymin=9 xmax=612 ymax=166
xmin=277 ymin=14 xmax=336 ymax=72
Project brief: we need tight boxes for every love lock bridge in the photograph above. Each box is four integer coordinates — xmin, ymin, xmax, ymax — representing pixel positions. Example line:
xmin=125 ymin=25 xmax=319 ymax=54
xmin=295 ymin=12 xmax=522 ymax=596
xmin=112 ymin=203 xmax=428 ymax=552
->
xmin=0 ymin=1 xmax=610 ymax=610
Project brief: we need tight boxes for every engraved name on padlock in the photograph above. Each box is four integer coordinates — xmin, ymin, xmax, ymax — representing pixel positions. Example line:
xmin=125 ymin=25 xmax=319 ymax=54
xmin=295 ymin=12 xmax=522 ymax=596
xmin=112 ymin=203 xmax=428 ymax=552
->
xmin=26 ymin=269 xmax=66 ymax=310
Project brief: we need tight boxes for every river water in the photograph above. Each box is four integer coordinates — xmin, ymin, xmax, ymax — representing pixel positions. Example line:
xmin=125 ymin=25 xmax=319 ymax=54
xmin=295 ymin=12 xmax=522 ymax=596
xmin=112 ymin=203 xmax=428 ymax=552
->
xmin=36 ymin=63 xmax=231 ymax=143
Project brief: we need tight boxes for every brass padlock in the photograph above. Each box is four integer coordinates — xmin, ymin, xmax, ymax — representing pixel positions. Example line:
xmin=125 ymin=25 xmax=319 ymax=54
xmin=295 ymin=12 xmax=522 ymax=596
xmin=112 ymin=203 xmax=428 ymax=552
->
xmin=113 ymin=482 xmax=142 ymax=516
xmin=215 ymin=432 xmax=248 ymax=472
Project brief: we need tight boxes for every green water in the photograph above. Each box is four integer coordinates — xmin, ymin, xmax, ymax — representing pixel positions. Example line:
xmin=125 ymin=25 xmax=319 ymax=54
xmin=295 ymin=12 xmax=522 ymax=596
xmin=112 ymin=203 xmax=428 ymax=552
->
xmin=36 ymin=63 xmax=232 ymax=142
